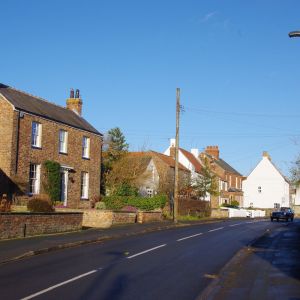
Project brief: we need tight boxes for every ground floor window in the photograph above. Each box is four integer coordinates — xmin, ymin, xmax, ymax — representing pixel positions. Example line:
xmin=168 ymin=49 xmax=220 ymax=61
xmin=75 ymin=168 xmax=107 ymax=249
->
xmin=29 ymin=163 xmax=41 ymax=194
xmin=274 ymin=203 xmax=280 ymax=209
xmin=81 ymin=172 xmax=89 ymax=199
xmin=146 ymin=188 xmax=153 ymax=198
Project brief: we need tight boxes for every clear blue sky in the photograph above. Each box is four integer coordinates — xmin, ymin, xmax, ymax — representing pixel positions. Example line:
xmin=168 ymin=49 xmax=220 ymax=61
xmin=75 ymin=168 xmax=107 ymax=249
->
xmin=1 ymin=0 xmax=300 ymax=176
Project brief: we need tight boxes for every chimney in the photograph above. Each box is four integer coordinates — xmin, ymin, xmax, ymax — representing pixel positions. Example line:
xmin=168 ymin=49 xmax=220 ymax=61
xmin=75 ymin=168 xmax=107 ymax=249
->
xmin=191 ymin=148 xmax=199 ymax=158
xmin=168 ymin=138 xmax=175 ymax=158
xmin=66 ymin=88 xmax=83 ymax=116
xmin=262 ymin=151 xmax=271 ymax=160
xmin=205 ymin=146 xmax=219 ymax=159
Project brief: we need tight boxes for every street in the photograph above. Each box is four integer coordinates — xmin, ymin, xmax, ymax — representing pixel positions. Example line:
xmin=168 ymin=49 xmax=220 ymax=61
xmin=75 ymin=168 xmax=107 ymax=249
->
xmin=0 ymin=219 xmax=294 ymax=300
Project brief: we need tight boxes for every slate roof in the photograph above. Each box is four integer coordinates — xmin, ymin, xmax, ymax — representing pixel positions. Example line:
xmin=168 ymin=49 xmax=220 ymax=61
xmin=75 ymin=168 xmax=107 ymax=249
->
xmin=205 ymin=153 xmax=242 ymax=176
xmin=0 ymin=83 xmax=101 ymax=136
xmin=179 ymin=148 xmax=203 ymax=174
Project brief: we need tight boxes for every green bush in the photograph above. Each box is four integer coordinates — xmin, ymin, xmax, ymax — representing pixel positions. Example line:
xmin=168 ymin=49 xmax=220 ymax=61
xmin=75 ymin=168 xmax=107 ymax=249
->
xmin=102 ymin=195 xmax=167 ymax=211
xmin=114 ymin=183 xmax=139 ymax=196
xmin=27 ymin=198 xmax=54 ymax=213
xmin=95 ymin=202 xmax=106 ymax=210
xmin=43 ymin=160 xmax=61 ymax=203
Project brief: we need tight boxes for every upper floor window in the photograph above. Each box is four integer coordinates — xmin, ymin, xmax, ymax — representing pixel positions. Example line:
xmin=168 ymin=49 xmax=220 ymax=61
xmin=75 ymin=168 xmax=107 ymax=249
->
xmin=29 ymin=163 xmax=41 ymax=194
xmin=146 ymin=188 xmax=153 ymax=198
xmin=258 ymin=186 xmax=262 ymax=193
xmin=81 ymin=172 xmax=89 ymax=199
xmin=82 ymin=136 xmax=90 ymax=158
xmin=31 ymin=122 xmax=42 ymax=148
xmin=59 ymin=130 xmax=68 ymax=154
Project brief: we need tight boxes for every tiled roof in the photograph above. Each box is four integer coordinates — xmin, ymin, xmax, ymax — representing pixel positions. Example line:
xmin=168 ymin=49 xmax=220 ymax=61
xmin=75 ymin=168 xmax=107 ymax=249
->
xmin=128 ymin=151 xmax=189 ymax=172
xmin=179 ymin=148 xmax=202 ymax=173
xmin=0 ymin=83 xmax=101 ymax=136
xmin=150 ymin=151 xmax=189 ymax=172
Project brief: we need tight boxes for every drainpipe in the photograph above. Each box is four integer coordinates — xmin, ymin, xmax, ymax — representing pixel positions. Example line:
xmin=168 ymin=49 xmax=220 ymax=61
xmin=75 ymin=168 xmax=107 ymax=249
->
xmin=15 ymin=110 xmax=22 ymax=174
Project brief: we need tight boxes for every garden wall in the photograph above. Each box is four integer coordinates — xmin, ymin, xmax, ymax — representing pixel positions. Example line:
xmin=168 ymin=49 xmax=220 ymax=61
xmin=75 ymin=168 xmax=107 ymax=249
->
xmin=178 ymin=198 xmax=211 ymax=217
xmin=137 ymin=211 xmax=162 ymax=223
xmin=0 ymin=212 xmax=83 ymax=240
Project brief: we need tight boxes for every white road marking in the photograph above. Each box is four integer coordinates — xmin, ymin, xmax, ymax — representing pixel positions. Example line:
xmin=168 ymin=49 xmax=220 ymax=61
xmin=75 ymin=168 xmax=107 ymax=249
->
xmin=208 ymin=227 xmax=224 ymax=232
xmin=127 ymin=244 xmax=167 ymax=259
xmin=177 ymin=233 xmax=203 ymax=242
xmin=229 ymin=223 xmax=243 ymax=227
xmin=21 ymin=270 xmax=98 ymax=300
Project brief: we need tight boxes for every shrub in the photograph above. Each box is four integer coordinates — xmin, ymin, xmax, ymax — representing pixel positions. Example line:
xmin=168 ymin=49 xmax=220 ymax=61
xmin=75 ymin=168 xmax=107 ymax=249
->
xmin=115 ymin=183 xmax=139 ymax=197
xmin=27 ymin=197 xmax=54 ymax=213
xmin=103 ymin=195 xmax=167 ymax=211
xmin=95 ymin=202 xmax=106 ymax=210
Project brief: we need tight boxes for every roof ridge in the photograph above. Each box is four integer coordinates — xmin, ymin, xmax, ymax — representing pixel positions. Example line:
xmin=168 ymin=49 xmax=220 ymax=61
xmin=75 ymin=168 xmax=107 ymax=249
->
xmin=1 ymin=83 xmax=79 ymax=117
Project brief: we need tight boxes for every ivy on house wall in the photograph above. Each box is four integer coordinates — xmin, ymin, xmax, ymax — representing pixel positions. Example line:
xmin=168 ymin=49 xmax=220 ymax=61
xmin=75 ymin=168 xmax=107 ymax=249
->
xmin=43 ymin=160 xmax=61 ymax=203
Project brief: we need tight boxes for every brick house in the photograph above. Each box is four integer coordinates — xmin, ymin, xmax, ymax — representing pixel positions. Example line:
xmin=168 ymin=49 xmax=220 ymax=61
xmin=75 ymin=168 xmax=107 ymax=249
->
xmin=200 ymin=146 xmax=244 ymax=208
xmin=0 ymin=83 xmax=102 ymax=208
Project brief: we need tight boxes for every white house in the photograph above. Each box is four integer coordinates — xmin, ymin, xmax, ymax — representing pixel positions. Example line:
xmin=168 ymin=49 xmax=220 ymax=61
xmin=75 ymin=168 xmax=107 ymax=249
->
xmin=242 ymin=151 xmax=290 ymax=209
xmin=164 ymin=139 xmax=212 ymax=201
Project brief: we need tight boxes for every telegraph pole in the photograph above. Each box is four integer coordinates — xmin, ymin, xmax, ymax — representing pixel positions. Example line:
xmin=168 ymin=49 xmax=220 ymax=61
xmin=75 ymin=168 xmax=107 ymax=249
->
xmin=173 ymin=88 xmax=180 ymax=223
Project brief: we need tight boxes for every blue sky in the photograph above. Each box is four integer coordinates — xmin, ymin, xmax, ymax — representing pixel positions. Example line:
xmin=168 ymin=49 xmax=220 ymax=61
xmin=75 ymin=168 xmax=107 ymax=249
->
xmin=1 ymin=0 xmax=300 ymax=176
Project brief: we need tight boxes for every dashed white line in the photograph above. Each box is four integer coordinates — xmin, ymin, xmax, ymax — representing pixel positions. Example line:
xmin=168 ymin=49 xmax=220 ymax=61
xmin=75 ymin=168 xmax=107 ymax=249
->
xmin=21 ymin=270 xmax=98 ymax=300
xmin=208 ymin=227 xmax=224 ymax=232
xmin=126 ymin=244 xmax=167 ymax=259
xmin=229 ymin=223 xmax=243 ymax=227
xmin=177 ymin=233 xmax=203 ymax=242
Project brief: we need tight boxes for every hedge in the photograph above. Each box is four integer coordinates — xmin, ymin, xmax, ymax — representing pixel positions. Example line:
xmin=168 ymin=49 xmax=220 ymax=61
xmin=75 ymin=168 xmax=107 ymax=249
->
xmin=102 ymin=195 xmax=167 ymax=211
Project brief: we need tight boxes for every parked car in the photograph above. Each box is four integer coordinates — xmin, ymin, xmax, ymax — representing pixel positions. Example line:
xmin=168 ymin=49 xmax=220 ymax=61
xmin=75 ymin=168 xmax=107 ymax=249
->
xmin=270 ymin=207 xmax=294 ymax=222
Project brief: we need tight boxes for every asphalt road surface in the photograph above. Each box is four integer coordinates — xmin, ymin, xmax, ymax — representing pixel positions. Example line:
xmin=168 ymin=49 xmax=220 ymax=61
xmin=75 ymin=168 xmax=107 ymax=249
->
xmin=0 ymin=219 xmax=291 ymax=300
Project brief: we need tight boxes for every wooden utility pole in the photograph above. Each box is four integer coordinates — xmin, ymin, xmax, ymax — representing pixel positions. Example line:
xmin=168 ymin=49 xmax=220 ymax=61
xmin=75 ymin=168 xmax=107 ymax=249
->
xmin=173 ymin=88 xmax=180 ymax=223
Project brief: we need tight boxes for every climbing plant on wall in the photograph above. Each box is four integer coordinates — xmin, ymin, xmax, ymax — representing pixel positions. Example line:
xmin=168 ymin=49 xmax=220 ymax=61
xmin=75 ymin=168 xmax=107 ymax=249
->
xmin=43 ymin=160 xmax=61 ymax=203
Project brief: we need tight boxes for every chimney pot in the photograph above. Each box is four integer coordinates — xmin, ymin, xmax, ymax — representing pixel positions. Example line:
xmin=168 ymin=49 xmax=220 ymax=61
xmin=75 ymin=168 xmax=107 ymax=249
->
xmin=75 ymin=89 xmax=80 ymax=98
xmin=70 ymin=88 xmax=74 ymax=98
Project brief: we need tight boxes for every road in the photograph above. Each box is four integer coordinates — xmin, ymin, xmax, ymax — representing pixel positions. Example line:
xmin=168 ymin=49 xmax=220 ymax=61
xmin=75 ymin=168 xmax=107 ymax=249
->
xmin=0 ymin=219 xmax=292 ymax=300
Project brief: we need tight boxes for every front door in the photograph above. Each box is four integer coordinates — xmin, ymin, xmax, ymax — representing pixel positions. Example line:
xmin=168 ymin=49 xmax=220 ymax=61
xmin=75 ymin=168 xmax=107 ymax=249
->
xmin=60 ymin=170 xmax=68 ymax=206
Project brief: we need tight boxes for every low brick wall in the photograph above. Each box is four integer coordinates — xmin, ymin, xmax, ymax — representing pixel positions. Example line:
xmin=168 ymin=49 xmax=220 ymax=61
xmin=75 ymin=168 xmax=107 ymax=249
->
xmin=137 ymin=211 xmax=162 ymax=223
xmin=0 ymin=212 xmax=83 ymax=240
xmin=112 ymin=211 xmax=136 ymax=224
xmin=211 ymin=209 xmax=229 ymax=218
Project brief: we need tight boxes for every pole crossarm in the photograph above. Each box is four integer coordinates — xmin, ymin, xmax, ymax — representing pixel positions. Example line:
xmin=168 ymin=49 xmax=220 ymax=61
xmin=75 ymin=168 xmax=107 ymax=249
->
xmin=289 ymin=31 xmax=300 ymax=38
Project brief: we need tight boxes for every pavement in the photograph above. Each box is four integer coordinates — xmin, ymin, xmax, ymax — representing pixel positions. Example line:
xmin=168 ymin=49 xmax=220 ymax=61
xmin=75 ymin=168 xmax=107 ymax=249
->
xmin=0 ymin=218 xmax=224 ymax=265
xmin=199 ymin=220 xmax=300 ymax=300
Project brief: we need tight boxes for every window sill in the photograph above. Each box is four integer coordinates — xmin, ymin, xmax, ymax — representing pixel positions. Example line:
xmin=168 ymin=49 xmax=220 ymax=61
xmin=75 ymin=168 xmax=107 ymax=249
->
xmin=59 ymin=152 xmax=68 ymax=156
xmin=81 ymin=198 xmax=89 ymax=201
xmin=82 ymin=157 xmax=90 ymax=160
xmin=31 ymin=146 xmax=42 ymax=150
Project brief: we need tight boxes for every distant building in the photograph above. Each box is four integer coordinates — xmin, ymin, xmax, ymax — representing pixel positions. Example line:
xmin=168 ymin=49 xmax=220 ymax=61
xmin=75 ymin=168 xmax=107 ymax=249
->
xmin=0 ymin=83 xmax=102 ymax=208
xmin=200 ymin=146 xmax=244 ymax=208
xmin=242 ymin=152 xmax=290 ymax=209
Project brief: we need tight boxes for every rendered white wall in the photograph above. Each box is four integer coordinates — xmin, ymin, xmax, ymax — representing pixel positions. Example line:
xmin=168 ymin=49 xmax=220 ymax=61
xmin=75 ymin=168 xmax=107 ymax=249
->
xmin=242 ymin=156 xmax=289 ymax=208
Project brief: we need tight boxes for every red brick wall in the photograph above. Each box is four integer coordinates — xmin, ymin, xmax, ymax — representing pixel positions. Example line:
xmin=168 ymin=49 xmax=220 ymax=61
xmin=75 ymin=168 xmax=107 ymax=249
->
xmin=0 ymin=212 xmax=83 ymax=239
xmin=178 ymin=198 xmax=211 ymax=217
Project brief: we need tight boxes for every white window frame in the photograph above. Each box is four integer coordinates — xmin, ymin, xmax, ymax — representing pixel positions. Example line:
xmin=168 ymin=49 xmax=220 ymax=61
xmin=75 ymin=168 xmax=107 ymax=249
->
xmin=59 ymin=130 xmax=68 ymax=154
xmin=81 ymin=172 xmax=89 ymax=199
xmin=82 ymin=136 xmax=90 ymax=158
xmin=146 ymin=188 xmax=153 ymax=198
xmin=31 ymin=122 xmax=42 ymax=148
xmin=29 ymin=163 xmax=41 ymax=195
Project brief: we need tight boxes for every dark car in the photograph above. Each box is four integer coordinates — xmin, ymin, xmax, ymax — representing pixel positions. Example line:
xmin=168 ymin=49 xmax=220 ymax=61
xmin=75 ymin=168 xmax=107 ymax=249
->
xmin=270 ymin=207 xmax=294 ymax=222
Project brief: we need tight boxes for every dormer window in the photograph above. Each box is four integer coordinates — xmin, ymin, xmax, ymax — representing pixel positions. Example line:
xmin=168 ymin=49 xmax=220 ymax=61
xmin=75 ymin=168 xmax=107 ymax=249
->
xmin=31 ymin=122 xmax=42 ymax=148
xmin=82 ymin=136 xmax=90 ymax=159
xmin=59 ymin=130 xmax=68 ymax=154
